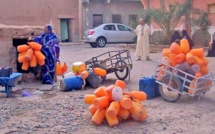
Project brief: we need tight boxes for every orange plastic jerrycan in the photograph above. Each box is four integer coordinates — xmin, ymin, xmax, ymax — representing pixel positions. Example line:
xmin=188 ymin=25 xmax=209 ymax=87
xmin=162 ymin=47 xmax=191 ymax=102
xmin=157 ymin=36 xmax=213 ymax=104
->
xmin=115 ymin=80 xmax=126 ymax=90
xmin=186 ymin=52 xmax=195 ymax=64
xmin=175 ymin=53 xmax=186 ymax=63
xmin=84 ymin=94 xmax=97 ymax=104
xmin=169 ymin=54 xmax=177 ymax=67
xmin=162 ymin=48 xmax=172 ymax=57
xmin=180 ymin=39 xmax=190 ymax=54
xmin=190 ymin=48 xmax=204 ymax=58
xmin=170 ymin=42 xmax=181 ymax=54
xmin=93 ymin=68 xmax=107 ymax=77
xmin=91 ymin=109 xmax=105 ymax=126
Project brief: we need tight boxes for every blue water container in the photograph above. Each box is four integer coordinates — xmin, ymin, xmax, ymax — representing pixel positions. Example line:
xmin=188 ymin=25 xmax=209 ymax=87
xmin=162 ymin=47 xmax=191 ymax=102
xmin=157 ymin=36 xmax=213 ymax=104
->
xmin=60 ymin=76 xmax=84 ymax=91
xmin=139 ymin=76 xmax=160 ymax=99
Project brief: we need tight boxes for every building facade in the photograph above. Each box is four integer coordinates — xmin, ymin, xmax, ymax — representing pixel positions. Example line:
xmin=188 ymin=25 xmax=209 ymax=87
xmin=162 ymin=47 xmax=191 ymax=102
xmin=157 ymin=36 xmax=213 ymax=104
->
xmin=0 ymin=0 xmax=82 ymax=42
xmin=1 ymin=0 xmax=214 ymax=45
xmin=82 ymin=0 xmax=144 ymax=32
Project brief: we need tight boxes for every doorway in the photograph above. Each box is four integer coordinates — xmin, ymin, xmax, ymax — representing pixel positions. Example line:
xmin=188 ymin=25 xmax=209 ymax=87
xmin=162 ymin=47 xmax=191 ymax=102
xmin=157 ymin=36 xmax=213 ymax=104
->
xmin=13 ymin=38 xmax=34 ymax=73
xmin=93 ymin=14 xmax=103 ymax=28
xmin=60 ymin=19 xmax=70 ymax=42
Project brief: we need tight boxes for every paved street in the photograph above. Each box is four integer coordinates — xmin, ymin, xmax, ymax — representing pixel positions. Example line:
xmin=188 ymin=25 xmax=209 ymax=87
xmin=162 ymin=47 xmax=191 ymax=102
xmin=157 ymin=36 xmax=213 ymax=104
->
xmin=0 ymin=43 xmax=215 ymax=134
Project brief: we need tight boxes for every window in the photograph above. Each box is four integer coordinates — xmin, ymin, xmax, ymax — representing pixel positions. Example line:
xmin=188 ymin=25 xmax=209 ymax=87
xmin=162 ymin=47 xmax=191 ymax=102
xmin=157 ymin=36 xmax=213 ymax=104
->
xmin=60 ymin=19 xmax=70 ymax=42
xmin=93 ymin=14 xmax=103 ymax=27
xmin=103 ymin=25 xmax=116 ymax=31
xmin=129 ymin=14 xmax=138 ymax=27
xmin=112 ymin=14 xmax=122 ymax=23
xmin=208 ymin=4 xmax=215 ymax=14
xmin=117 ymin=25 xmax=131 ymax=31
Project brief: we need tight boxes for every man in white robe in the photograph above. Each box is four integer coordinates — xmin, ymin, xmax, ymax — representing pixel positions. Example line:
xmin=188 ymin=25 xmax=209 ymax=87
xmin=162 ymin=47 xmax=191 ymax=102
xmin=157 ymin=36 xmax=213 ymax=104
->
xmin=135 ymin=18 xmax=151 ymax=61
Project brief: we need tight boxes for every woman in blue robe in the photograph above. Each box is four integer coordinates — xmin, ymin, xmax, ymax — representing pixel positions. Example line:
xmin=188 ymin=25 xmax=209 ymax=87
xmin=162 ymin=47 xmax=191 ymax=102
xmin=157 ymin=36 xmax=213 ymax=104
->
xmin=33 ymin=24 xmax=60 ymax=84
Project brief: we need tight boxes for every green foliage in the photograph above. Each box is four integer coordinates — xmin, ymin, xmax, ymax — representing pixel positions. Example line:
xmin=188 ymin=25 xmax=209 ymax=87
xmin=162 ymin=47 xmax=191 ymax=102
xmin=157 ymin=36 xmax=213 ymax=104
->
xmin=129 ymin=9 xmax=152 ymax=29
xmin=193 ymin=10 xmax=211 ymax=32
xmin=140 ymin=9 xmax=152 ymax=25
xmin=129 ymin=19 xmax=139 ymax=29
xmin=150 ymin=0 xmax=193 ymax=44
xmin=192 ymin=9 xmax=211 ymax=46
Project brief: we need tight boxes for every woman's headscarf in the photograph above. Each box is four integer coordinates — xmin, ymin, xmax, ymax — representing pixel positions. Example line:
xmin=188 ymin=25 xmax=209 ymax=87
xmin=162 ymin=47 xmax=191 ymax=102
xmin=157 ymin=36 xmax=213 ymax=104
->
xmin=45 ymin=24 xmax=53 ymax=33
xmin=181 ymin=30 xmax=187 ymax=38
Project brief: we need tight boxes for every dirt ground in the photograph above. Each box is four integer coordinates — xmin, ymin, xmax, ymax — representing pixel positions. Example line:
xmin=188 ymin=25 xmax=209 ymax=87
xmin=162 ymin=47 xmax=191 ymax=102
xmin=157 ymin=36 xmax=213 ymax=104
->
xmin=0 ymin=44 xmax=215 ymax=134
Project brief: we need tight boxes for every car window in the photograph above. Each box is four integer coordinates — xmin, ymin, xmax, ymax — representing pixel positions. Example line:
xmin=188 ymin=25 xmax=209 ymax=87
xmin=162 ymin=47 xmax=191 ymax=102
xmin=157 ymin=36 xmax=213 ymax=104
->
xmin=103 ymin=25 xmax=116 ymax=31
xmin=117 ymin=25 xmax=131 ymax=31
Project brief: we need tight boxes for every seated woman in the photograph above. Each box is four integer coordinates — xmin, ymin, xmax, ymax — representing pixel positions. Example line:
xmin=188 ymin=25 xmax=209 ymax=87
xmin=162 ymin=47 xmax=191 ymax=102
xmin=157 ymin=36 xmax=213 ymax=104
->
xmin=171 ymin=31 xmax=181 ymax=45
xmin=207 ymin=40 xmax=215 ymax=57
xmin=30 ymin=24 xmax=60 ymax=84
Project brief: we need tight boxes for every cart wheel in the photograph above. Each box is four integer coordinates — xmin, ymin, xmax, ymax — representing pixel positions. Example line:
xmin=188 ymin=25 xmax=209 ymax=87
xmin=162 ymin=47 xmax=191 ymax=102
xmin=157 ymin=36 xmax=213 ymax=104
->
xmin=159 ymin=75 xmax=182 ymax=103
xmin=115 ymin=60 xmax=129 ymax=80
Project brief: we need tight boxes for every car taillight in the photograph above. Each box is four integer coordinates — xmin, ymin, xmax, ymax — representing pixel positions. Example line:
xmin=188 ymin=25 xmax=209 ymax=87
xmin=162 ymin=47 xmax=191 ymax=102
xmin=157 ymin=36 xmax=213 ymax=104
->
xmin=88 ymin=30 xmax=95 ymax=35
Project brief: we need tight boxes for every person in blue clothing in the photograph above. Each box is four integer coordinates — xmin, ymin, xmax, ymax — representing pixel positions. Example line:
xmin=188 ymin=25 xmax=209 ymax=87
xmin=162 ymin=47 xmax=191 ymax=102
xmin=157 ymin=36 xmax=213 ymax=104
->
xmin=29 ymin=24 xmax=60 ymax=84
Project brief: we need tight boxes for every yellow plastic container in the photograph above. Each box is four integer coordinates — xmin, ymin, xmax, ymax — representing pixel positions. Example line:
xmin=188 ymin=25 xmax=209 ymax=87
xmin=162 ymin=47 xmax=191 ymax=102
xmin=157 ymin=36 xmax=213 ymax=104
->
xmin=72 ymin=61 xmax=87 ymax=75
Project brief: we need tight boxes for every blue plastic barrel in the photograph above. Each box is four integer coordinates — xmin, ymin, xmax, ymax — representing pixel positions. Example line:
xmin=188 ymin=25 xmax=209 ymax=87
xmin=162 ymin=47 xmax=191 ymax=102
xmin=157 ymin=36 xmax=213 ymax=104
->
xmin=60 ymin=76 xmax=84 ymax=91
xmin=139 ymin=76 xmax=160 ymax=99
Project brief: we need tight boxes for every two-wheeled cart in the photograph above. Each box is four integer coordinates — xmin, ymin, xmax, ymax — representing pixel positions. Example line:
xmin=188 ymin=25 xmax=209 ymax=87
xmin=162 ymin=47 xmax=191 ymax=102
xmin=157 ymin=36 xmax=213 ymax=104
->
xmin=154 ymin=61 xmax=215 ymax=102
xmin=0 ymin=73 xmax=22 ymax=98
xmin=85 ymin=50 xmax=132 ymax=81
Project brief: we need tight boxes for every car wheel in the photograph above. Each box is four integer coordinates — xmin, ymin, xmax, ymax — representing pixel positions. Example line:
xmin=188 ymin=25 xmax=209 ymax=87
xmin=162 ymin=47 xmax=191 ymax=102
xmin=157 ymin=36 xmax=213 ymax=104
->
xmin=90 ymin=43 xmax=97 ymax=48
xmin=96 ymin=37 xmax=107 ymax=47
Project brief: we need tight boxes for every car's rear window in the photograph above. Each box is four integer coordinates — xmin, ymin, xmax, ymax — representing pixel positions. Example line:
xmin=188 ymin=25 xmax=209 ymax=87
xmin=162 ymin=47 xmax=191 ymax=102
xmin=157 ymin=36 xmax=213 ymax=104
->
xmin=117 ymin=25 xmax=131 ymax=31
xmin=103 ymin=25 xmax=116 ymax=31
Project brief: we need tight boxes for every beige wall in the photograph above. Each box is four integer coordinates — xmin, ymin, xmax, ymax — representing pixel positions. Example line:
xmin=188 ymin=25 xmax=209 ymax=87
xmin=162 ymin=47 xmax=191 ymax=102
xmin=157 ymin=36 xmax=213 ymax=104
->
xmin=0 ymin=0 xmax=81 ymax=42
xmin=83 ymin=0 xmax=143 ymax=31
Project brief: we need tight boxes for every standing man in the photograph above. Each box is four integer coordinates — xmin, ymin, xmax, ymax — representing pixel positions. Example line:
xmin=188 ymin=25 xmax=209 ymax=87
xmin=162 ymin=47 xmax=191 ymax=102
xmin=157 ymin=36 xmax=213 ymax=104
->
xmin=135 ymin=18 xmax=151 ymax=61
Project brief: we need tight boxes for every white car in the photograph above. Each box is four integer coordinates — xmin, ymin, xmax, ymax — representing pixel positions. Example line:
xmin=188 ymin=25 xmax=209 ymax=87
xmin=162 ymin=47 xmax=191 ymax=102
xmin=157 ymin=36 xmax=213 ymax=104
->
xmin=83 ymin=23 xmax=136 ymax=48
